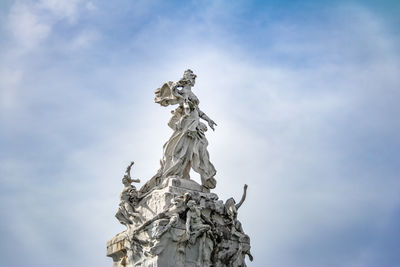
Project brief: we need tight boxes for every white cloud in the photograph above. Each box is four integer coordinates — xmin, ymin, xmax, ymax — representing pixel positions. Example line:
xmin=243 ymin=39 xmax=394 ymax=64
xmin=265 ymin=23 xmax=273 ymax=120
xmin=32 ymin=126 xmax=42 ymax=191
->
xmin=4 ymin=0 xmax=90 ymax=53
xmin=85 ymin=1 xmax=96 ymax=12
xmin=38 ymin=0 xmax=82 ymax=23
xmin=7 ymin=2 xmax=51 ymax=51
xmin=68 ymin=29 xmax=100 ymax=50
xmin=0 ymin=68 xmax=22 ymax=112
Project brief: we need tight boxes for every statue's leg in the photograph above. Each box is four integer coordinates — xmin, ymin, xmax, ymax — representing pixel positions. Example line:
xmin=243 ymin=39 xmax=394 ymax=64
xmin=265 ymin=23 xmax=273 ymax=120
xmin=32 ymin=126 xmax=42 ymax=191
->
xmin=191 ymin=145 xmax=216 ymax=188
xmin=182 ymin=160 xmax=191 ymax=180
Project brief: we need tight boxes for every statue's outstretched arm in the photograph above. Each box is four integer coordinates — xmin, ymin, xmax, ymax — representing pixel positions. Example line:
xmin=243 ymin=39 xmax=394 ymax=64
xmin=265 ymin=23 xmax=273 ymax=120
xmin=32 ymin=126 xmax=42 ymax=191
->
xmin=198 ymin=108 xmax=217 ymax=131
xmin=235 ymin=184 xmax=248 ymax=210
xmin=125 ymin=161 xmax=141 ymax=183
xmin=125 ymin=162 xmax=134 ymax=177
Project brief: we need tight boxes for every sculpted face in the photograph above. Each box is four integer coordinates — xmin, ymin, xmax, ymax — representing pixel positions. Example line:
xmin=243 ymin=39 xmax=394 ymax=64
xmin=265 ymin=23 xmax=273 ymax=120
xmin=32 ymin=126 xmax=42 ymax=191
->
xmin=183 ymin=69 xmax=196 ymax=86
xmin=187 ymin=200 xmax=196 ymax=210
xmin=122 ymin=176 xmax=130 ymax=186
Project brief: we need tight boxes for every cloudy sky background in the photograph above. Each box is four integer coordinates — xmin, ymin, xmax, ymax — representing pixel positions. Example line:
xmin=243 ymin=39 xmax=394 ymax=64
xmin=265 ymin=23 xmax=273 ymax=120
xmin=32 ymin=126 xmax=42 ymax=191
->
xmin=1 ymin=0 xmax=400 ymax=266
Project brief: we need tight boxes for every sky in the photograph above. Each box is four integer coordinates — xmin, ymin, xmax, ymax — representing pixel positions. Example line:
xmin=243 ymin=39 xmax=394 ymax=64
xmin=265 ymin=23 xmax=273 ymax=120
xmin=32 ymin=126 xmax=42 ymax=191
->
xmin=0 ymin=0 xmax=400 ymax=266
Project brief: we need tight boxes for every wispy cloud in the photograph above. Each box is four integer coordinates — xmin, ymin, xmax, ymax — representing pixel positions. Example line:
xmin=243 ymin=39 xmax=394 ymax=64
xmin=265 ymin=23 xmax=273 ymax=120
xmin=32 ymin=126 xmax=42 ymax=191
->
xmin=6 ymin=2 xmax=51 ymax=51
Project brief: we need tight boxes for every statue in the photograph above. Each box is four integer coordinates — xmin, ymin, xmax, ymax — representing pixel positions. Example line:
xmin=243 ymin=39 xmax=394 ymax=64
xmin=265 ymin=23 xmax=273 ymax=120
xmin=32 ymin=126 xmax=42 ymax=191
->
xmin=185 ymin=200 xmax=213 ymax=266
xmin=224 ymin=184 xmax=253 ymax=264
xmin=185 ymin=200 xmax=211 ymax=244
xmin=115 ymin=162 xmax=143 ymax=226
xmin=107 ymin=70 xmax=252 ymax=267
xmin=141 ymin=70 xmax=217 ymax=193
xmin=225 ymin=184 xmax=248 ymax=221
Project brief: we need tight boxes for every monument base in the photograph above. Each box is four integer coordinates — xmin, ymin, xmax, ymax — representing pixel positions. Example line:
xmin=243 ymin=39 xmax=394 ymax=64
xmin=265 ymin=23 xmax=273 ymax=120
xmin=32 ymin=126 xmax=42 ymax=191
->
xmin=107 ymin=177 xmax=252 ymax=267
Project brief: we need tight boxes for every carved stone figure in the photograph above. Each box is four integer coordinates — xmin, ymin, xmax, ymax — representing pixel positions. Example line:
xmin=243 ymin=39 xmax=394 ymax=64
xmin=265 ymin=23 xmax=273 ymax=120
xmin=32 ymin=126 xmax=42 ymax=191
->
xmin=109 ymin=180 xmax=252 ymax=266
xmin=141 ymin=70 xmax=217 ymax=193
xmin=185 ymin=200 xmax=211 ymax=243
xmin=185 ymin=199 xmax=212 ymax=266
xmin=169 ymin=192 xmax=192 ymax=214
xmin=115 ymin=162 xmax=143 ymax=226
xmin=154 ymin=215 xmax=179 ymax=239
xmin=107 ymin=70 xmax=252 ymax=267
xmin=223 ymin=184 xmax=253 ymax=266
xmin=225 ymin=184 xmax=248 ymax=221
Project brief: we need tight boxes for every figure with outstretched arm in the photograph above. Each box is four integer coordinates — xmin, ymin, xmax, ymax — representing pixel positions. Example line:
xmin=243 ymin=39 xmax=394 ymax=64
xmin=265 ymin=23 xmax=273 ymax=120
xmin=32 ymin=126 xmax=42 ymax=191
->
xmin=115 ymin=162 xmax=147 ymax=227
xmin=142 ymin=69 xmax=218 ymax=193
xmin=125 ymin=161 xmax=140 ymax=183
xmin=225 ymin=184 xmax=248 ymax=221
xmin=225 ymin=185 xmax=253 ymax=262
xmin=235 ymin=184 xmax=248 ymax=210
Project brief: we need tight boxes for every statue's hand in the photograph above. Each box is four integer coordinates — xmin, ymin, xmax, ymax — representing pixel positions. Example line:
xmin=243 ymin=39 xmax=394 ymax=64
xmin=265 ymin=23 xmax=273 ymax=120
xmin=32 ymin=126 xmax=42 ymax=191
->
xmin=208 ymin=120 xmax=217 ymax=131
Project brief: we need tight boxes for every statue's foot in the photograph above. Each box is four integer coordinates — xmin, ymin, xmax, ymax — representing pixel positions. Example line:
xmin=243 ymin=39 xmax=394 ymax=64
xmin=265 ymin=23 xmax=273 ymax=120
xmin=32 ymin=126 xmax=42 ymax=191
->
xmin=203 ymin=177 xmax=216 ymax=189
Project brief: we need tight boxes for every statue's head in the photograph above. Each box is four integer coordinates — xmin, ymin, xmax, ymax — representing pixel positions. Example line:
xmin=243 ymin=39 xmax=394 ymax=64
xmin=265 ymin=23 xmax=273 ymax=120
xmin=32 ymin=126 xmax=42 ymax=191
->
xmin=182 ymin=69 xmax=197 ymax=86
xmin=187 ymin=200 xmax=196 ymax=210
xmin=225 ymin=197 xmax=237 ymax=218
xmin=225 ymin=197 xmax=236 ymax=209
xmin=122 ymin=175 xmax=131 ymax=186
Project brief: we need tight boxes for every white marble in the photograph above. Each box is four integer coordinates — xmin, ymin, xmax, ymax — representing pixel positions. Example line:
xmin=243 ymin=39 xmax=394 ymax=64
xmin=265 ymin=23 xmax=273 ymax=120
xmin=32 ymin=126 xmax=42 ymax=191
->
xmin=141 ymin=70 xmax=217 ymax=193
xmin=108 ymin=177 xmax=252 ymax=267
xmin=108 ymin=71 xmax=252 ymax=267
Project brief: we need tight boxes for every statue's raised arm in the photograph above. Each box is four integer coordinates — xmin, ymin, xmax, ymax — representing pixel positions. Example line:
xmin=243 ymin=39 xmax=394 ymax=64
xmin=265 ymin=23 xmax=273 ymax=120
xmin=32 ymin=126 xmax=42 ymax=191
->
xmin=125 ymin=161 xmax=140 ymax=183
xmin=235 ymin=184 xmax=248 ymax=210
xmin=142 ymin=69 xmax=217 ymax=193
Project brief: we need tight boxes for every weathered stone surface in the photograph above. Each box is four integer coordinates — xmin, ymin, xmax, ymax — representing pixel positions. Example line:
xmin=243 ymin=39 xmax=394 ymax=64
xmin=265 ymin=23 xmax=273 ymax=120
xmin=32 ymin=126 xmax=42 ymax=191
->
xmin=107 ymin=70 xmax=252 ymax=267
xmin=141 ymin=69 xmax=217 ymax=194
xmin=107 ymin=177 xmax=252 ymax=267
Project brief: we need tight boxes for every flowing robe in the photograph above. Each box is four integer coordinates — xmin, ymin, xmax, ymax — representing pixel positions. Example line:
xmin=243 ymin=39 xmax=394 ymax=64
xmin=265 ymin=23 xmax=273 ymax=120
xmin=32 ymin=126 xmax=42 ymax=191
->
xmin=142 ymin=82 xmax=216 ymax=192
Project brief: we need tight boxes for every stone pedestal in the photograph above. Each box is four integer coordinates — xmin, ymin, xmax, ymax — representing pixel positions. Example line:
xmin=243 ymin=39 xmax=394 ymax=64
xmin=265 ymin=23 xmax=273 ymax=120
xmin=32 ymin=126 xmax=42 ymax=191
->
xmin=107 ymin=177 xmax=252 ymax=267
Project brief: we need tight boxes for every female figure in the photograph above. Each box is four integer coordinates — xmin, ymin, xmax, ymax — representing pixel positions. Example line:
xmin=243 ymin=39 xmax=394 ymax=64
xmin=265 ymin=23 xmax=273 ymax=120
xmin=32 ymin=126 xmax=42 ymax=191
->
xmin=151 ymin=69 xmax=217 ymax=190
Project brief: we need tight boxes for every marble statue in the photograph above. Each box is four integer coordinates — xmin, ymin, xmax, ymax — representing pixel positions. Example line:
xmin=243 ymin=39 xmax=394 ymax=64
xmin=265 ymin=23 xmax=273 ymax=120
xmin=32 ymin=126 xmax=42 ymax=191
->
xmin=141 ymin=70 xmax=217 ymax=193
xmin=107 ymin=70 xmax=252 ymax=267
xmin=115 ymin=162 xmax=145 ymax=227
xmin=225 ymin=184 xmax=248 ymax=221
xmin=109 ymin=179 xmax=253 ymax=266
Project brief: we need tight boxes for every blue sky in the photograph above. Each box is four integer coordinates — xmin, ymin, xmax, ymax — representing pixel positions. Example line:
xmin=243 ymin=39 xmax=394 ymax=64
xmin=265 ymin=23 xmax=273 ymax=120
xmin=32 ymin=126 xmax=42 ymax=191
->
xmin=0 ymin=1 xmax=399 ymax=266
